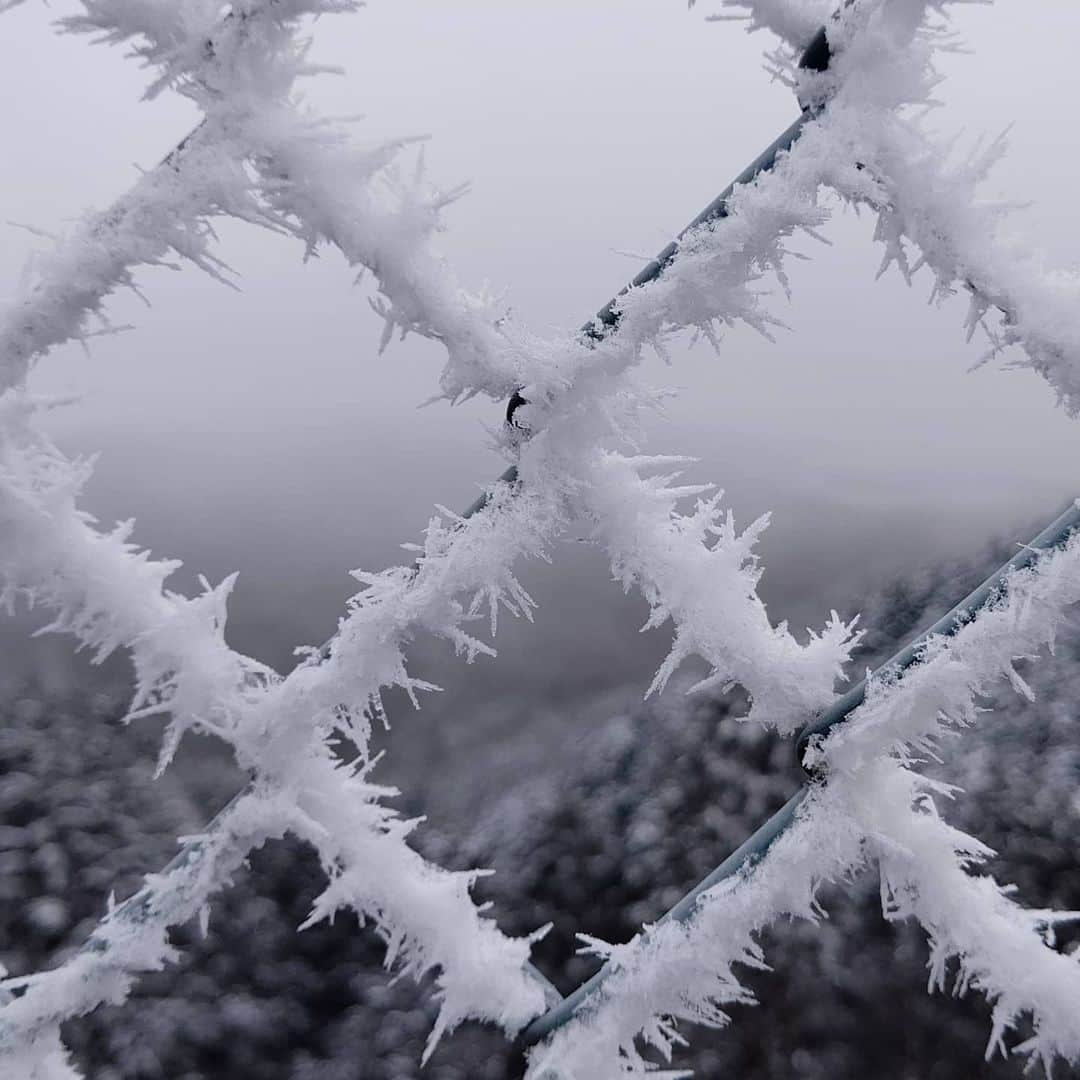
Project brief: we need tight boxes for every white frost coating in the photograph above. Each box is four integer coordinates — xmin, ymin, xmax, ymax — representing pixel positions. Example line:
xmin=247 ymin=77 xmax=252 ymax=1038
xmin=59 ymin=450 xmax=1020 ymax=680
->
xmin=0 ymin=396 xmax=273 ymax=767
xmin=710 ymin=0 xmax=835 ymax=48
xmin=859 ymin=761 xmax=1080 ymax=1073
xmin=0 ymin=789 xmax=298 ymax=1053
xmin=245 ymin=107 xmax=536 ymax=406
xmin=527 ymin=533 xmax=1080 ymax=1079
xmin=0 ymin=1 xmax=395 ymax=396
xmin=6 ymin=0 xmax=1080 ymax=1075
xmin=0 ymin=0 xmax=502 ymax=405
xmin=788 ymin=0 xmax=1080 ymax=414
xmin=1 ymin=0 xmax=860 ymax=751
xmin=0 ymin=759 xmax=548 ymax=1068
xmin=0 ymin=0 xmax=861 ymax=772
xmin=0 ymin=1 xmax=556 ymax=1071
xmin=701 ymin=2 xmax=1080 ymax=414
xmin=0 ymin=126 xmax=270 ymax=393
xmin=527 ymin=790 xmax=856 ymax=1079
xmin=581 ymin=452 xmax=856 ymax=730
xmin=0 ymin=401 xmax=555 ymax=1075
xmin=818 ymin=535 xmax=1080 ymax=1071
xmin=525 ymin=0 xmax=1080 ymax=1073
xmin=815 ymin=533 xmax=1080 ymax=775
xmin=1 ymin=1032 xmax=81 ymax=1080
xmin=285 ymin=753 xmax=552 ymax=1059
xmin=55 ymin=0 xmax=533 ymax=407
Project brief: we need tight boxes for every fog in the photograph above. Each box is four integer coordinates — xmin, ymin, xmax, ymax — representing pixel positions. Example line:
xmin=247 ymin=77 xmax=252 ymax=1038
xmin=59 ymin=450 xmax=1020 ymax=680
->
xmin=3 ymin=0 xmax=1080 ymax=781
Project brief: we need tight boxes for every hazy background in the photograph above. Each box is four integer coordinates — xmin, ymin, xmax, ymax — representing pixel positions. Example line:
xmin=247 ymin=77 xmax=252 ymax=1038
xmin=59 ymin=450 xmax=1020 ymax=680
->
xmin=3 ymin=0 xmax=1080 ymax=805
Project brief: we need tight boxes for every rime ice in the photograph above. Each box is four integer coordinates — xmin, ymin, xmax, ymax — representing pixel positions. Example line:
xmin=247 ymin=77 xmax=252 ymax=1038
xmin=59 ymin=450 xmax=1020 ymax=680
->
xmin=2 ymin=0 xmax=1080 ymax=1078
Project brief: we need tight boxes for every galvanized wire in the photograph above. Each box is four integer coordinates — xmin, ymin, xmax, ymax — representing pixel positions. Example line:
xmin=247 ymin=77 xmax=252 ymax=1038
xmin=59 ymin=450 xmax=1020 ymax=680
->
xmin=13 ymin=8 xmax=1077 ymax=1067
xmin=521 ymin=499 xmax=1080 ymax=1046
xmin=517 ymin=16 xmax=1080 ymax=1047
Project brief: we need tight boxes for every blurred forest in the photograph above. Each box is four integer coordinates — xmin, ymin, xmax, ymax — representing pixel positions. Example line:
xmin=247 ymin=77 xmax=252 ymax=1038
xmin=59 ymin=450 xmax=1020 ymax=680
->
xmin=3 ymin=536 xmax=1080 ymax=1079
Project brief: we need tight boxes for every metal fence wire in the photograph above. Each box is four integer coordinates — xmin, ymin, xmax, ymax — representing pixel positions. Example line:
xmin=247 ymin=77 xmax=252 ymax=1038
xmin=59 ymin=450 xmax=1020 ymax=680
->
xmin=513 ymin=20 xmax=1080 ymax=1049
xmin=5 ymin=3 xmax=1080 ymax=1072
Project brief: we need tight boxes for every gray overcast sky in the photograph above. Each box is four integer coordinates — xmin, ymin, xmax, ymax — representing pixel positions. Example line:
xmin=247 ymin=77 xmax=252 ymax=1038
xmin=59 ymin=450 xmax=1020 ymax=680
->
xmin=3 ymin=1 xmax=1080 ymax=764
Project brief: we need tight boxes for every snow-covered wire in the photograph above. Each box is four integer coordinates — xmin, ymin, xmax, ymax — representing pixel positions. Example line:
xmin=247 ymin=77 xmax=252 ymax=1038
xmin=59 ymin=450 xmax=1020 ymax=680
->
xmin=525 ymin=526 xmax=1080 ymax=1079
xmin=0 ymin=0 xmax=854 ymax=1070
xmin=523 ymin=0 xmax=1080 ymax=1072
xmin=6 ymin=0 xmax=1080 ymax=1076
xmin=0 ymin=3 xmax=560 ymax=1073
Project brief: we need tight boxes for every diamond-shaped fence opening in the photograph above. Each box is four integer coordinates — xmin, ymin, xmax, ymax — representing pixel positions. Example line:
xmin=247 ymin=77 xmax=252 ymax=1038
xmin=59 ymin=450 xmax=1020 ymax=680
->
xmin=3 ymin=2 xmax=1080 ymax=1078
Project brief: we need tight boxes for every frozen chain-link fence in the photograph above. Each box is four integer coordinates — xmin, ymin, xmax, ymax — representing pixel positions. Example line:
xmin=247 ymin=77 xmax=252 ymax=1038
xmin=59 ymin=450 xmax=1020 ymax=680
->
xmin=3 ymin=1 xmax=1080 ymax=1076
